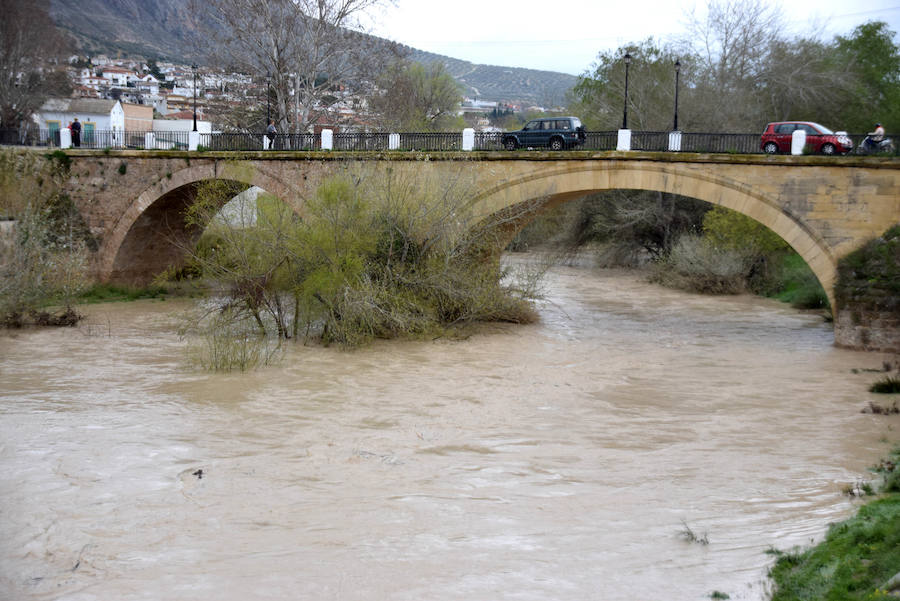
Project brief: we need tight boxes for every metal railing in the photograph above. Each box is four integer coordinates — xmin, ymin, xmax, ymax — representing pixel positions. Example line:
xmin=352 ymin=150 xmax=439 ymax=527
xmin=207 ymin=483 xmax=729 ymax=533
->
xmin=1 ymin=127 xmax=896 ymax=155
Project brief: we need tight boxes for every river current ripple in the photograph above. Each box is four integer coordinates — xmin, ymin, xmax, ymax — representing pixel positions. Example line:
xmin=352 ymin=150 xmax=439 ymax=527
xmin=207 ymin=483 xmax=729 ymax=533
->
xmin=1 ymin=262 xmax=898 ymax=601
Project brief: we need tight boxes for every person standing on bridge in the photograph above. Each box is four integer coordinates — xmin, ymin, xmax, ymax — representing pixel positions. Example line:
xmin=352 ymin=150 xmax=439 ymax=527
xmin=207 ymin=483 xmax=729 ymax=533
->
xmin=70 ymin=117 xmax=81 ymax=148
xmin=266 ymin=119 xmax=277 ymax=150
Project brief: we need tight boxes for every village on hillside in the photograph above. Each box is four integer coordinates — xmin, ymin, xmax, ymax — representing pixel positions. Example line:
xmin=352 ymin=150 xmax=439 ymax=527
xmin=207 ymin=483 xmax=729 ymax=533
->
xmin=31 ymin=53 xmax=548 ymax=144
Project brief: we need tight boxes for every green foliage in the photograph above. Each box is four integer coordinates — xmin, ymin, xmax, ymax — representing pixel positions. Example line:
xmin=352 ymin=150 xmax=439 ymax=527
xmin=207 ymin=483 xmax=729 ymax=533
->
xmin=700 ymin=206 xmax=823 ymax=303
xmin=770 ymin=253 xmax=829 ymax=310
xmin=572 ymin=39 xmax=680 ymax=131
xmin=870 ymin=377 xmax=900 ymax=394
xmin=768 ymin=447 xmax=900 ymax=601
xmin=117 ymin=162 xmax=127 ymax=175
xmin=43 ymin=150 xmax=71 ymax=174
xmin=185 ymin=307 xmax=282 ymax=372
xmin=703 ymin=206 xmax=788 ymax=256
xmin=182 ymin=166 xmax=543 ymax=368
xmin=834 ymin=21 xmax=900 ymax=133
xmin=835 ymin=226 xmax=900 ymax=315
xmin=77 ymin=283 xmax=169 ymax=303
xmin=568 ymin=14 xmax=900 ymax=134
xmin=0 ymin=149 xmax=91 ymax=326
xmin=767 ymin=498 xmax=900 ymax=601
xmin=371 ymin=61 xmax=465 ymax=131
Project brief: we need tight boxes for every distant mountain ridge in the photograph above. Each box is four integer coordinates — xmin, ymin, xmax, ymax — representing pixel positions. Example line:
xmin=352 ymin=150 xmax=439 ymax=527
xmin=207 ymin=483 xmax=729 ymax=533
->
xmin=48 ymin=0 xmax=577 ymax=106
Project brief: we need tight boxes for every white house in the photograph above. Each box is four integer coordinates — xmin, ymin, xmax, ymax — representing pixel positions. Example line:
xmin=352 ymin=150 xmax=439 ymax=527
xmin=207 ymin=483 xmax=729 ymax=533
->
xmin=149 ymin=118 xmax=212 ymax=150
xmin=133 ymin=73 xmax=160 ymax=95
xmin=101 ymin=67 xmax=133 ymax=87
xmin=36 ymin=98 xmax=125 ymax=145
xmin=153 ymin=118 xmax=212 ymax=135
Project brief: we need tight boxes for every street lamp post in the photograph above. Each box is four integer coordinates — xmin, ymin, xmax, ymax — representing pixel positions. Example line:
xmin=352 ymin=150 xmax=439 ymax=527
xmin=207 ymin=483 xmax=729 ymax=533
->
xmin=673 ymin=59 xmax=681 ymax=131
xmin=622 ymin=52 xmax=632 ymax=130
xmin=191 ymin=63 xmax=198 ymax=132
xmin=266 ymin=71 xmax=271 ymax=124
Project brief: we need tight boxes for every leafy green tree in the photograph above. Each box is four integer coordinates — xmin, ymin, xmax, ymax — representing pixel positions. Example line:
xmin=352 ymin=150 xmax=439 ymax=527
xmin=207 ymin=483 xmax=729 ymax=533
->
xmin=571 ymin=40 xmax=683 ymax=131
xmin=370 ymin=61 xmax=464 ymax=131
xmin=833 ymin=21 xmax=900 ymax=132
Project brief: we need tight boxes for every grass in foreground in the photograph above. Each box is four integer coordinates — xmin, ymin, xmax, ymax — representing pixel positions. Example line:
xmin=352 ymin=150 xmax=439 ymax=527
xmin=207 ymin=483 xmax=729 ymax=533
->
xmin=768 ymin=448 xmax=900 ymax=601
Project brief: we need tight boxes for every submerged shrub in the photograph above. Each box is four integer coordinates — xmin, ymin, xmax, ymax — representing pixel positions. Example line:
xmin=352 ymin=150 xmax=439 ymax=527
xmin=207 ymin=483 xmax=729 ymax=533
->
xmin=181 ymin=165 xmax=544 ymax=367
xmin=870 ymin=376 xmax=900 ymax=394
xmin=185 ymin=307 xmax=282 ymax=372
xmin=649 ymin=234 xmax=748 ymax=294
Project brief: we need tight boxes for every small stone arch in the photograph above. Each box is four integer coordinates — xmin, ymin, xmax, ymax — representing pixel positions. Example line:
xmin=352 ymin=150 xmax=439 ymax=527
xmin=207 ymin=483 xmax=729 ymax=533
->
xmin=471 ymin=161 xmax=838 ymax=308
xmin=99 ymin=161 xmax=303 ymax=284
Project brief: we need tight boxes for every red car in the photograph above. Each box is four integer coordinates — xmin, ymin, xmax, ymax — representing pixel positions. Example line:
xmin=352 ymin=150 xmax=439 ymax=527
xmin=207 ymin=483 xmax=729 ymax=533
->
xmin=760 ymin=121 xmax=853 ymax=155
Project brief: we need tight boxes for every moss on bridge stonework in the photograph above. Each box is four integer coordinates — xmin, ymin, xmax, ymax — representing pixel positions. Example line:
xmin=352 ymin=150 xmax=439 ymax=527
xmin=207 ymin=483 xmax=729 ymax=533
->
xmin=53 ymin=148 xmax=900 ymax=168
xmin=834 ymin=225 xmax=900 ymax=352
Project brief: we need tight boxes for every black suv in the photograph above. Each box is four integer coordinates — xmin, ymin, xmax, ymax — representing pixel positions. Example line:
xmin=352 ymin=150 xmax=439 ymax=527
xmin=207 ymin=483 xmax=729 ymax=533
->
xmin=503 ymin=116 xmax=586 ymax=151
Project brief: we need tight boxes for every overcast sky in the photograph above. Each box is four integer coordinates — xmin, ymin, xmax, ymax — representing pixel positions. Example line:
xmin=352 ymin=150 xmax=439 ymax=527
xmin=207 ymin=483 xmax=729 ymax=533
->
xmin=367 ymin=0 xmax=900 ymax=75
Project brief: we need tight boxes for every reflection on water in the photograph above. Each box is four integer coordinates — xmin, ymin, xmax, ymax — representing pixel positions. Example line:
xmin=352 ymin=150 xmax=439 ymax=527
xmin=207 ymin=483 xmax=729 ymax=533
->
xmin=1 ymin=263 xmax=897 ymax=601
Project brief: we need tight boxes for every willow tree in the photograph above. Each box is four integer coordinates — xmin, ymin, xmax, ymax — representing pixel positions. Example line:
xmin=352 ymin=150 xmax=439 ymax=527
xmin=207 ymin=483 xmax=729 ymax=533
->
xmin=182 ymin=165 xmax=544 ymax=367
xmin=191 ymin=0 xmax=399 ymax=134
xmin=369 ymin=61 xmax=464 ymax=131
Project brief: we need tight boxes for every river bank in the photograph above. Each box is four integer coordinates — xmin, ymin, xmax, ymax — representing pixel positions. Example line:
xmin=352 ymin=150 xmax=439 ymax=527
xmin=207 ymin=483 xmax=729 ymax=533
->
xmin=768 ymin=446 xmax=900 ymax=600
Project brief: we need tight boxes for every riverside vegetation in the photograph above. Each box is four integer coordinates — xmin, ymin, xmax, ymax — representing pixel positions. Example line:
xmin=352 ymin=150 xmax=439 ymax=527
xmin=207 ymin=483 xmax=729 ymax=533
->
xmin=511 ymin=191 xmax=830 ymax=312
xmin=767 ymin=447 xmax=900 ymax=601
xmin=0 ymin=149 xmax=93 ymax=327
xmin=174 ymin=164 xmax=545 ymax=371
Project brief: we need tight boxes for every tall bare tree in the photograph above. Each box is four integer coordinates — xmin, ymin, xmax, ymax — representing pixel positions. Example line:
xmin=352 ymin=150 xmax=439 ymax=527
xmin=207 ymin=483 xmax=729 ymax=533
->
xmin=192 ymin=0 xmax=397 ymax=134
xmin=0 ymin=0 xmax=70 ymax=128
xmin=681 ymin=0 xmax=784 ymax=130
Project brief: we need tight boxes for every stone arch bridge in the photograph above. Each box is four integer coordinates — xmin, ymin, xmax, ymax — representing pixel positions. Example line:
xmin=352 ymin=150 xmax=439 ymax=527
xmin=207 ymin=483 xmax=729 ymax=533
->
xmin=56 ymin=149 xmax=900 ymax=351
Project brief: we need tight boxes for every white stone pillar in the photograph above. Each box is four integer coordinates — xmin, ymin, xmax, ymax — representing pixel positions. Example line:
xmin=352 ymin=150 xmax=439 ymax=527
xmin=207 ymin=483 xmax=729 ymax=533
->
xmin=791 ymin=129 xmax=806 ymax=155
xmin=144 ymin=132 xmax=155 ymax=150
xmin=462 ymin=128 xmax=475 ymax=151
xmin=388 ymin=133 xmax=400 ymax=150
xmin=189 ymin=130 xmax=200 ymax=151
xmin=59 ymin=127 xmax=72 ymax=149
xmin=617 ymin=129 xmax=631 ymax=151
xmin=321 ymin=128 xmax=333 ymax=150
xmin=263 ymin=135 xmax=270 ymax=150
xmin=668 ymin=131 xmax=682 ymax=152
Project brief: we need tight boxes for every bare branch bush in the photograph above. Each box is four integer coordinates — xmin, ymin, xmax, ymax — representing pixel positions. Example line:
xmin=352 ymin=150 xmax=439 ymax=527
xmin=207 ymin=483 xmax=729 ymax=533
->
xmin=179 ymin=164 xmax=545 ymax=369
xmin=0 ymin=149 xmax=90 ymax=326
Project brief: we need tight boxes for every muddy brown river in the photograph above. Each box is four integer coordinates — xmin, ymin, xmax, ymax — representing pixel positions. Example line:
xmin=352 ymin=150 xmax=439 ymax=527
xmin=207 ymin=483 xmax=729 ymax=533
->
xmin=1 ymin=262 xmax=898 ymax=601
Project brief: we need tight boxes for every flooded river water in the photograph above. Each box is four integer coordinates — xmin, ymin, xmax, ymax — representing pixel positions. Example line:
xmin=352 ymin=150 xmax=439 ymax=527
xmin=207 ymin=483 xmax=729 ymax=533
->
xmin=1 ymin=262 xmax=898 ymax=601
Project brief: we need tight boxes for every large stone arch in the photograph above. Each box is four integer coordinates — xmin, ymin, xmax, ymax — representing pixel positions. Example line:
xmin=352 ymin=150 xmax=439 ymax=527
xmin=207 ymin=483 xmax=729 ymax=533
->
xmin=99 ymin=161 xmax=304 ymax=283
xmin=471 ymin=161 xmax=838 ymax=308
